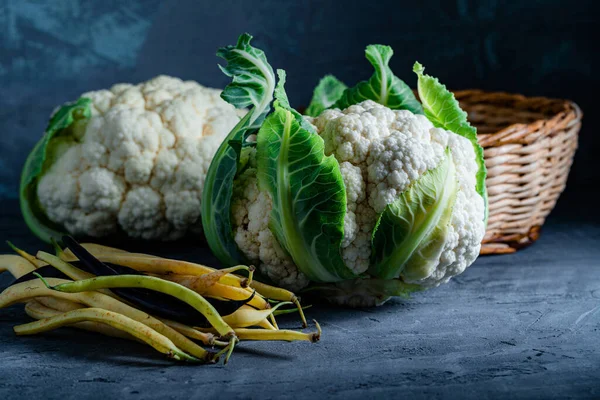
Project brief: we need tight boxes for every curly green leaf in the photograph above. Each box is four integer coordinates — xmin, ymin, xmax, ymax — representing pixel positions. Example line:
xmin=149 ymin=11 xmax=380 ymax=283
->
xmin=202 ymin=33 xmax=276 ymax=266
xmin=256 ymin=95 xmax=356 ymax=282
xmin=334 ymin=45 xmax=422 ymax=114
xmin=305 ymin=75 xmax=347 ymax=117
xmin=274 ymin=69 xmax=317 ymax=134
xmin=413 ymin=62 xmax=487 ymax=221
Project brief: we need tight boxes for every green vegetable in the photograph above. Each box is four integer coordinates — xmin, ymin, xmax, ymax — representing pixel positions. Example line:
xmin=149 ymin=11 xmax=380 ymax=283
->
xmin=233 ymin=324 xmax=321 ymax=342
xmin=36 ymin=251 xmax=95 ymax=282
xmin=35 ymin=273 xmax=236 ymax=338
xmin=201 ymin=33 xmax=276 ymax=266
xmin=256 ymin=73 xmax=356 ymax=282
xmin=413 ymin=62 xmax=488 ymax=222
xmin=333 ymin=45 xmax=423 ymax=114
xmin=305 ymin=75 xmax=347 ymax=117
xmin=370 ymin=149 xmax=458 ymax=280
xmin=273 ymin=70 xmax=319 ymax=133
xmin=19 ymin=98 xmax=92 ymax=243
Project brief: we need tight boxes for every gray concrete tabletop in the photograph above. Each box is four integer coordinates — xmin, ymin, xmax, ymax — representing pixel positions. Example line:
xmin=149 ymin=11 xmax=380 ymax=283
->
xmin=0 ymin=197 xmax=598 ymax=399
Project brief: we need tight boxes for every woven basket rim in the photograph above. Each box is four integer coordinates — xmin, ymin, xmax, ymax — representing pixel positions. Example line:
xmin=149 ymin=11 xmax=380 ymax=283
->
xmin=455 ymin=89 xmax=583 ymax=137
xmin=453 ymin=89 xmax=582 ymax=149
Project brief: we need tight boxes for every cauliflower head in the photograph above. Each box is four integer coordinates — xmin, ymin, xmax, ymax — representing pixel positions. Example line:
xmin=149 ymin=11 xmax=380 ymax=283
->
xmin=201 ymin=36 xmax=487 ymax=307
xmin=232 ymin=100 xmax=485 ymax=293
xmin=23 ymin=76 xmax=244 ymax=241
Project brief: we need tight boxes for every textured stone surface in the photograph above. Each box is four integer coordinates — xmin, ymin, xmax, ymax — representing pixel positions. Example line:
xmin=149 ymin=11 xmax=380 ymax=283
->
xmin=0 ymin=198 xmax=599 ymax=399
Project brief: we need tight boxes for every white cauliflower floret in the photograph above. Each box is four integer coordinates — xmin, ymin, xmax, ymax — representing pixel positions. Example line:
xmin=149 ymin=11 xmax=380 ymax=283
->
xmin=37 ymin=75 xmax=244 ymax=240
xmin=118 ymin=186 xmax=171 ymax=240
xmin=317 ymin=101 xmax=397 ymax=167
xmin=367 ymin=117 xmax=445 ymax=213
xmin=232 ymin=100 xmax=485 ymax=292
xmin=338 ymin=162 xmax=371 ymax=275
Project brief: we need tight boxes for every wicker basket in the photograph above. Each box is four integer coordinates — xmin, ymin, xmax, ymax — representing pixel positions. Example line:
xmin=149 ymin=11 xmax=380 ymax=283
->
xmin=454 ymin=90 xmax=582 ymax=254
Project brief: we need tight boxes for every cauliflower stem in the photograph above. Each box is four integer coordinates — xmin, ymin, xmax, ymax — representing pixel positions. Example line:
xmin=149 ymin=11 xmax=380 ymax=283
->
xmin=303 ymin=278 xmax=423 ymax=308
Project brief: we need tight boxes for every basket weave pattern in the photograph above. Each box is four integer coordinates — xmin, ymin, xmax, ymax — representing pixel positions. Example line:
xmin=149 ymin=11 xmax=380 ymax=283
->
xmin=455 ymin=90 xmax=582 ymax=254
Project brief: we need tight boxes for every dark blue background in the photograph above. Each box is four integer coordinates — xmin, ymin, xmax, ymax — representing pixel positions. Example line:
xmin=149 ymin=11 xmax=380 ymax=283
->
xmin=0 ymin=0 xmax=597 ymax=198
xmin=1 ymin=3 xmax=599 ymax=398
